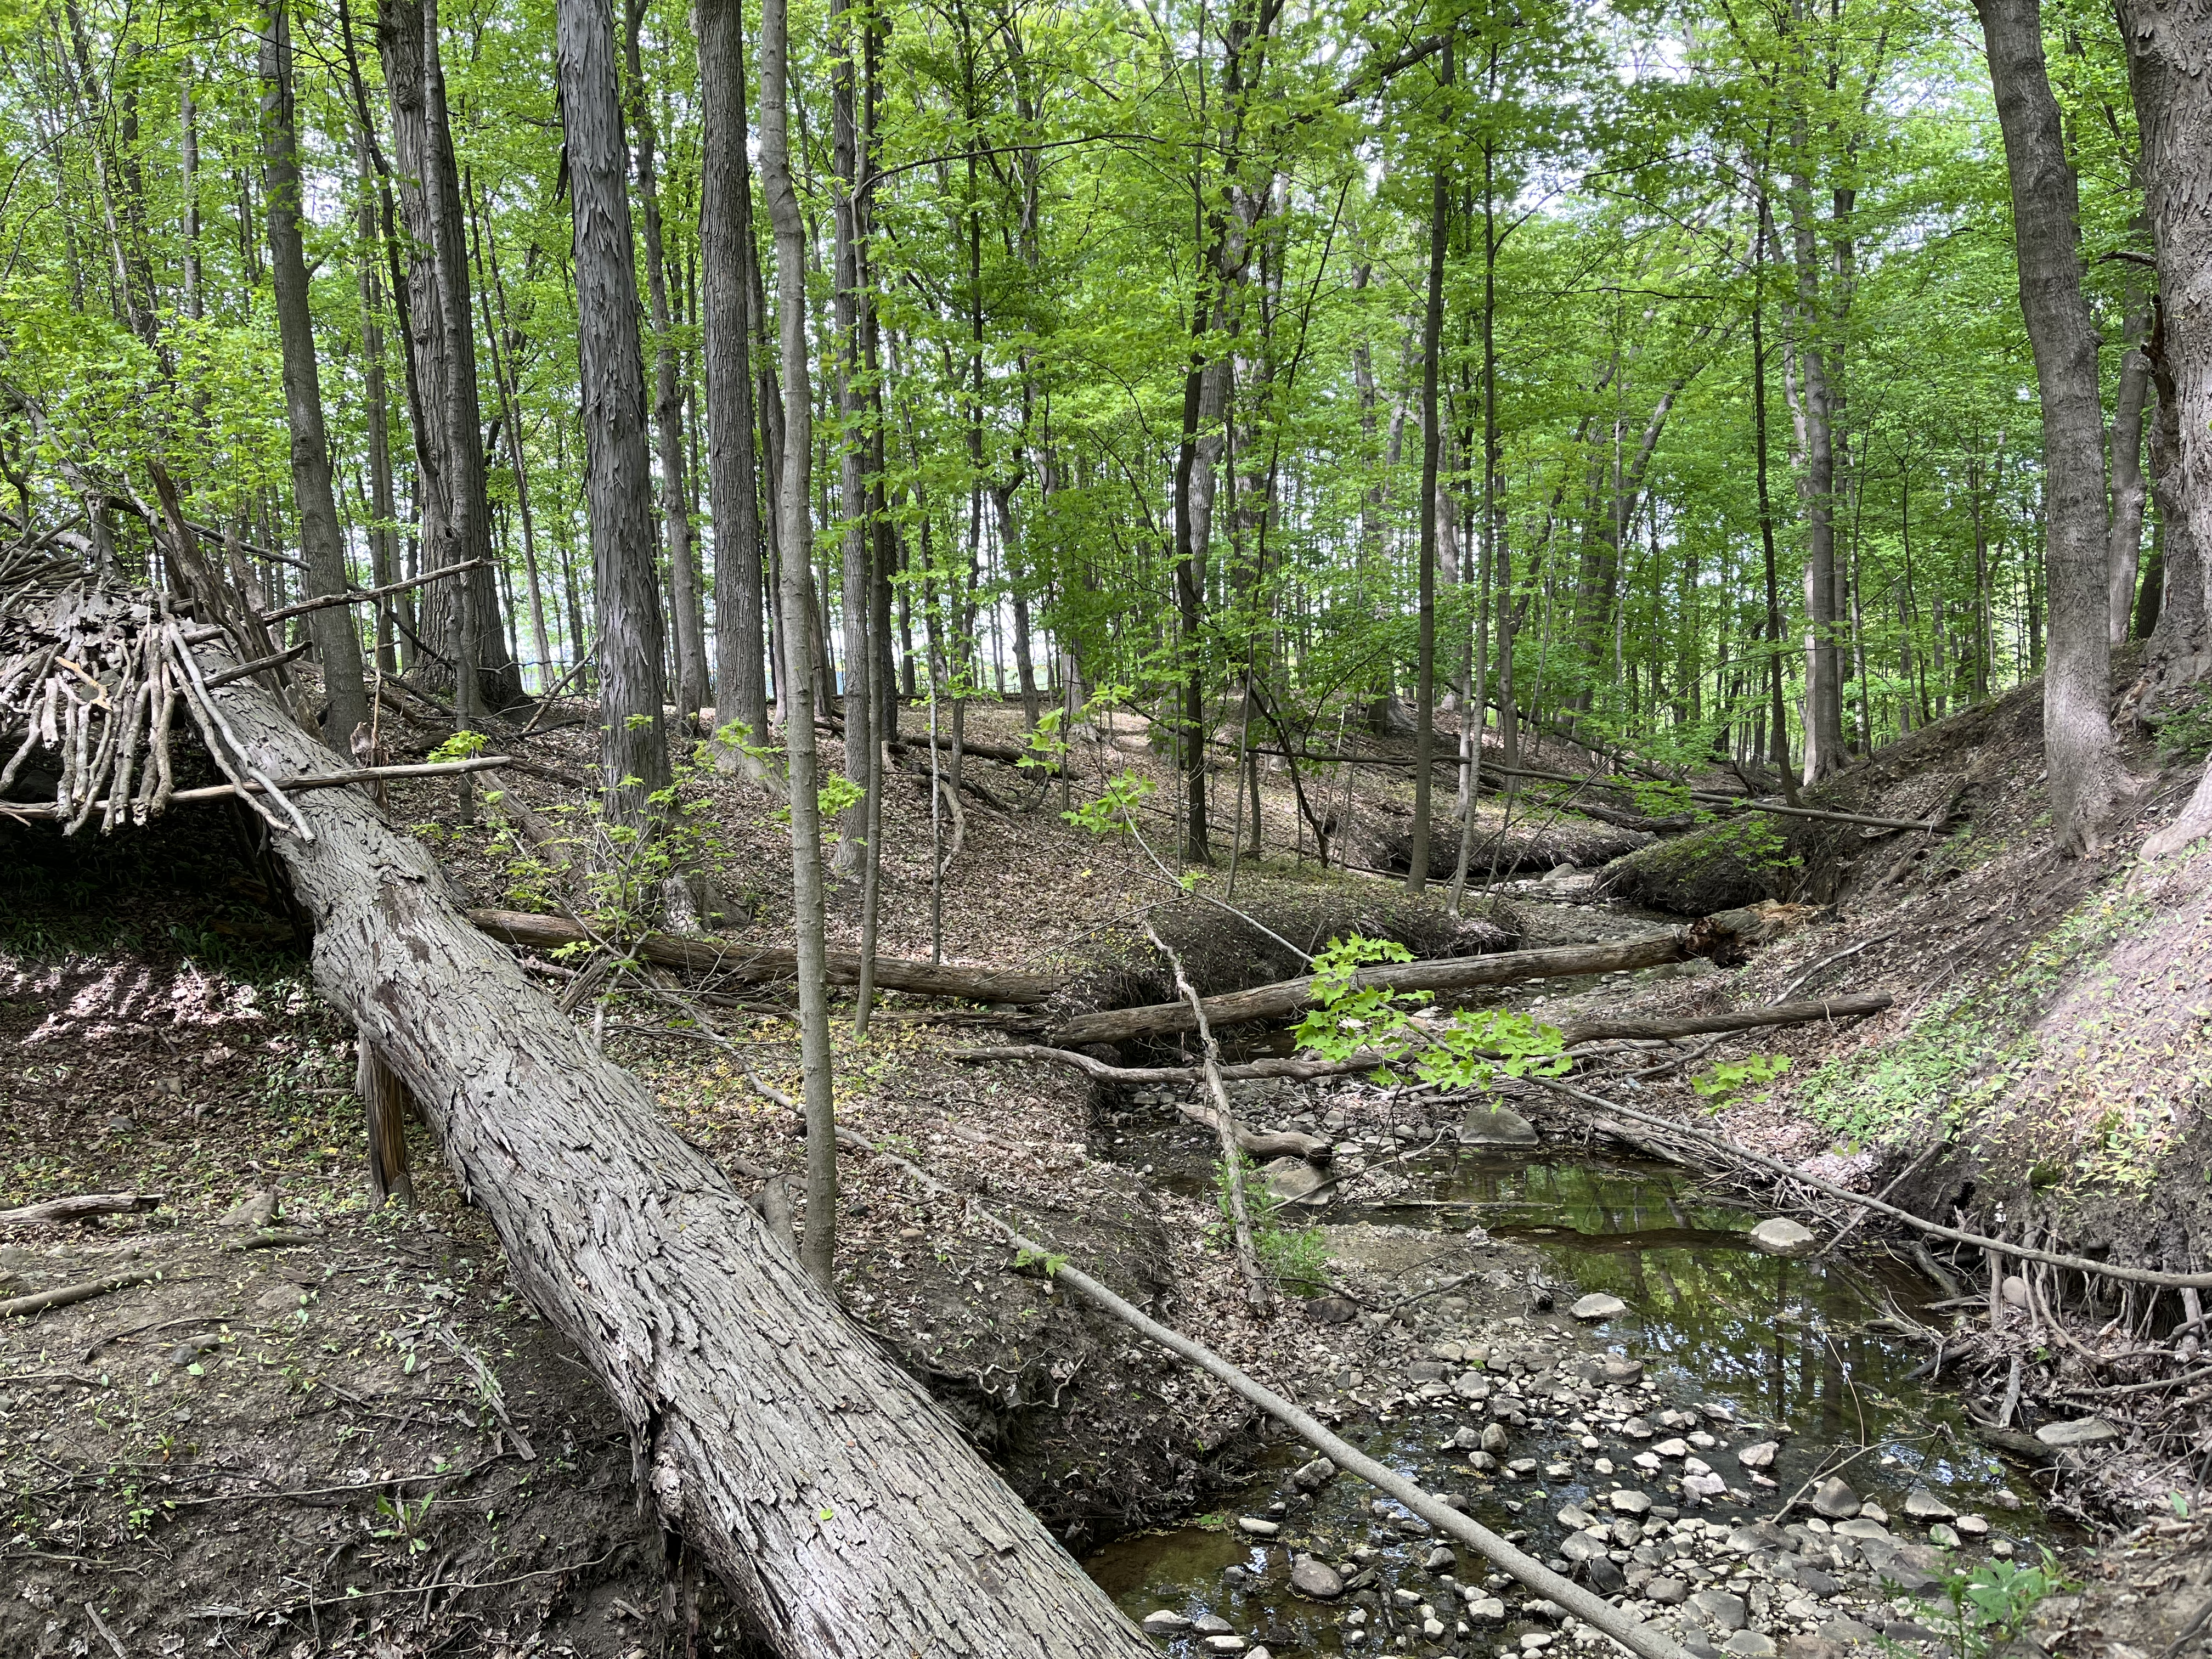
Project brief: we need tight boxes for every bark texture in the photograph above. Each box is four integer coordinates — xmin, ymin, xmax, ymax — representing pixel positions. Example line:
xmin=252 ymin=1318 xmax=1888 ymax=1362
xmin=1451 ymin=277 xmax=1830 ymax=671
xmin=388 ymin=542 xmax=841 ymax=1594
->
xmin=554 ymin=0 xmax=670 ymax=822
xmin=259 ymin=0 xmax=368 ymax=749
xmin=698 ymin=0 xmax=770 ymax=752
xmin=189 ymin=654 xmax=1155 ymax=1658
xmin=1978 ymin=0 xmax=2126 ymax=853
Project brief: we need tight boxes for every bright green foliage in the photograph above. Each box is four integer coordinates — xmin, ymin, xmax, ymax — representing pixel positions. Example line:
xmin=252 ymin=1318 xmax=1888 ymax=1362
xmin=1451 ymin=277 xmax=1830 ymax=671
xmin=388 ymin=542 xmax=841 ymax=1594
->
xmin=1690 ymin=1053 xmax=1793 ymax=1107
xmin=1210 ymin=1154 xmax=1328 ymax=1289
xmin=1294 ymin=935 xmax=1568 ymax=1091
xmin=1906 ymin=1550 xmax=2074 ymax=1659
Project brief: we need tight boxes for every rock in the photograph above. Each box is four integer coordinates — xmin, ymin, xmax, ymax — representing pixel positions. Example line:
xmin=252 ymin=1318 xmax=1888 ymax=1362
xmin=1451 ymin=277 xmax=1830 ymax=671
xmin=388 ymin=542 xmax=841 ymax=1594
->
xmin=1954 ymin=1514 xmax=1989 ymax=1537
xmin=1582 ymin=1555 xmax=1628 ymax=1595
xmin=1610 ymin=1489 xmax=1653 ymax=1515
xmin=1301 ymin=1295 xmax=1359 ymax=1324
xmin=1903 ymin=1487 xmax=1955 ymax=1520
xmin=1655 ymin=1438 xmax=1690 ymax=1458
xmin=1466 ymin=1596 xmax=1507 ymax=1622
xmin=253 ymin=1283 xmax=307 ymax=1316
xmin=1192 ymin=1615 xmax=1234 ymax=1635
xmin=1736 ymin=1441 xmax=1779 ymax=1469
xmin=1236 ymin=1516 xmax=1279 ymax=1537
xmin=1692 ymin=1590 xmax=1750 ymax=1632
xmin=1928 ymin=1523 xmax=1961 ymax=1548
xmin=1421 ymin=1617 xmax=1447 ymax=1640
xmin=1424 ymin=1545 xmax=1455 ymax=1572
xmin=1143 ymin=1611 xmax=1192 ymax=1630
xmin=1203 ymin=1638 xmax=1245 ymax=1654
xmin=1454 ymin=1370 xmax=1493 ymax=1400
xmin=1683 ymin=1471 xmax=1728 ymax=1499
xmin=1811 ymin=1478 xmax=1861 ymax=1519
xmin=2034 ymin=1418 xmax=2118 ymax=1447
xmin=1556 ymin=1504 xmax=1596 ymax=1529
xmin=1726 ymin=1521 xmax=1790 ymax=1553
xmin=1462 ymin=1104 xmax=1539 ymax=1146
xmin=1647 ymin=1578 xmax=1690 ymax=1606
xmin=1481 ymin=1424 xmax=1510 ymax=1452
xmin=1291 ymin=1556 xmax=1345 ymax=1599
xmin=1784 ymin=1639 xmax=1849 ymax=1659
xmin=2001 ymin=1276 xmax=2032 ymax=1308
xmin=1571 ymin=1293 xmax=1629 ymax=1322
xmin=1818 ymin=1621 xmax=1881 ymax=1646
xmin=1723 ymin=1635 xmax=1779 ymax=1658
xmin=1260 ymin=1156 xmax=1331 ymax=1205
xmin=1622 ymin=1416 xmax=1654 ymax=1438
xmin=1795 ymin=1567 xmax=1843 ymax=1599
xmin=1289 ymin=1456 xmax=1338 ymax=1492
xmin=1560 ymin=1533 xmax=1608 ymax=1564
xmin=1749 ymin=1218 xmax=1820 ymax=1256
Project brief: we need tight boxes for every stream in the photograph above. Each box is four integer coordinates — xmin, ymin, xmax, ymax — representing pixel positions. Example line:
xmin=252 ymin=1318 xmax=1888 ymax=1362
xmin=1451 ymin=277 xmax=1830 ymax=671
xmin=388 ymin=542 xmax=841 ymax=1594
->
xmin=1083 ymin=1146 xmax=2069 ymax=1659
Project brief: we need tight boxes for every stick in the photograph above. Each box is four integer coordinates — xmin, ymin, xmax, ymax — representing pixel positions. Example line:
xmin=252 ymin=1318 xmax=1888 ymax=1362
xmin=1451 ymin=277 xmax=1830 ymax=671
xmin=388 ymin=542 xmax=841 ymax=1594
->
xmin=1146 ymin=921 xmax=1273 ymax=1308
xmin=84 ymin=1602 xmax=129 ymax=1659
xmin=0 ymin=1268 xmax=158 ymax=1319
xmin=179 ymin=560 xmax=490 ymax=639
xmin=0 ymin=1192 xmax=164 ymax=1225
xmin=842 ymin=1126 xmax=1695 ymax=1659
xmin=200 ymin=641 xmax=311 ymax=690
xmin=1533 ymin=1075 xmax=2212 ymax=1289
xmin=2 ymin=755 xmax=514 ymax=819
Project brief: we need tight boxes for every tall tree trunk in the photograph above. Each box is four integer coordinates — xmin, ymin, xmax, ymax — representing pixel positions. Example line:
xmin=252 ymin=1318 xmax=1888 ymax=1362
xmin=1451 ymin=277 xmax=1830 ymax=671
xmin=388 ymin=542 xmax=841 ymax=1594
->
xmin=375 ymin=0 xmax=519 ymax=712
xmin=1409 ymin=38 xmax=1453 ymax=894
xmin=260 ymin=0 xmax=369 ymax=751
xmin=760 ymin=0 xmax=839 ymax=1288
xmin=2119 ymin=0 xmax=2212 ymax=689
xmin=699 ymin=0 xmax=771 ymax=756
xmin=356 ymin=130 xmax=400 ymax=678
xmin=2108 ymin=303 xmax=2153 ymax=646
xmin=622 ymin=0 xmax=709 ymax=729
xmin=1978 ymin=0 xmax=2126 ymax=853
xmin=829 ymin=0 xmax=872 ymax=875
xmin=553 ymin=0 xmax=670 ymax=827
xmin=1752 ymin=203 xmax=1801 ymax=804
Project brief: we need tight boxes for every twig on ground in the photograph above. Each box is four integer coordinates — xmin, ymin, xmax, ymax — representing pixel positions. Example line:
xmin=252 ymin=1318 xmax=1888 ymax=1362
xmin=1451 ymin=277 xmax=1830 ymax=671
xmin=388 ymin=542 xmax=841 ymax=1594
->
xmin=84 ymin=1602 xmax=129 ymax=1659
xmin=0 ymin=1267 xmax=160 ymax=1319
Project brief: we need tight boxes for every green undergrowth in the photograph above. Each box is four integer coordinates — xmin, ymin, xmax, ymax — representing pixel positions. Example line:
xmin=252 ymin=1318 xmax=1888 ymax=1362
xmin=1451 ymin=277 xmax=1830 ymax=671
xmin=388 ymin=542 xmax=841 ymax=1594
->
xmin=1787 ymin=883 xmax=2165 ymax=1187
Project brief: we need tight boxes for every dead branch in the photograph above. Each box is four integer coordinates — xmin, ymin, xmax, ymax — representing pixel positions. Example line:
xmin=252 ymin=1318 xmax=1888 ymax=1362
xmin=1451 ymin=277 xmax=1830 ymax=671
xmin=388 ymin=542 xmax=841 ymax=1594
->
xmin=1146 ymin=921 xmax=1273 ymax=1308
xmin=1046 ymin=902 xmax=1797 ymax=1046
xmin=0 ymin=1267 xmax=159 ymax=1319
xmin=842 ymin=1126 xmax=1695 ymax=1659
xmin=0 ymin=1192 xmax=164 ymax=1225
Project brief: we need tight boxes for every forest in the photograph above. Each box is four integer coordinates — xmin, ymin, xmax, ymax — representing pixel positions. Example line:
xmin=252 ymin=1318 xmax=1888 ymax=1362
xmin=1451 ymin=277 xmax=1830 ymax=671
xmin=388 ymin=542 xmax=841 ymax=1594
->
xmin=9 ymin=0 xmax=2212 ymax=1652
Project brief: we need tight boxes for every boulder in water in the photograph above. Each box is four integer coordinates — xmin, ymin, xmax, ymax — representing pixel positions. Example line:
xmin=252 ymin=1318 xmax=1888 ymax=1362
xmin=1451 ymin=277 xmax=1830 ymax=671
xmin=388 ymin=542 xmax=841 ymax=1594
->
xmin=1461 ymin=1104 xmax=1538 ymax=1147
xmin=1748 ymin=1218 xmax=1819 ymax=1256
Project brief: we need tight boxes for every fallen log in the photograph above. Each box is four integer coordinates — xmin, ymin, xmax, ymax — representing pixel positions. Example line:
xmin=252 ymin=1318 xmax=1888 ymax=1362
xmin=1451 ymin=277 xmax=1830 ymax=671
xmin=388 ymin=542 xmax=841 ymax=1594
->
xmin=1047 ymin=903 xmax=1790 ymax=1046
xmin=466 ymin=907 xmax=1064 ymax=1005
xmin=198 ymin=646 xmax=1156 ymax=1655
xmin=963 ymin=991 xmax=1892 ymax=1091
xmin=0 ymin=1192 xmax=165 ymax=1225
xmin=0 ymin=1267 xmax=159 ymax=1319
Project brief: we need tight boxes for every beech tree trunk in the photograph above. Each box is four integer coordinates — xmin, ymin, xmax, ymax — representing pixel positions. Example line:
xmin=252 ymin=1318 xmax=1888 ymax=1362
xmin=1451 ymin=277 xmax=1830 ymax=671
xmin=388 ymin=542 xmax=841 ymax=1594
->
xmin=259 ymin=0 xmax=368 ymax=750
xmin=1409 ymin=41 xmax=1451 ymax=894
xmin=554 ymin=0 xmax=670 ymax=825
xmin=830 ymin=0 xmax=872 ymax=875
xmin=189 ymin=654 xmax=1155 ymax=1659
xmin=698 ymin=0 xmax=771 ymax=752
xmin=1978 ymin=0 xmax=2126 ymax=854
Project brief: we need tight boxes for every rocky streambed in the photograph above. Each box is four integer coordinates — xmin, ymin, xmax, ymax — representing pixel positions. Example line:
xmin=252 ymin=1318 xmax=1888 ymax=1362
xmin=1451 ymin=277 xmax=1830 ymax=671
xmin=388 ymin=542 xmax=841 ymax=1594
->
xmin=1084 ymin=1137 xmax=2076 ymax=1659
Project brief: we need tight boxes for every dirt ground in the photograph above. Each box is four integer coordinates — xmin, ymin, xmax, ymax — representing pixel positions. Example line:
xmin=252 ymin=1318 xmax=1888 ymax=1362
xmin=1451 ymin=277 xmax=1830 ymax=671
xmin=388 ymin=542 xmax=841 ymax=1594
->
xmin=9 ymin=679 xmax=2212 ymax=1657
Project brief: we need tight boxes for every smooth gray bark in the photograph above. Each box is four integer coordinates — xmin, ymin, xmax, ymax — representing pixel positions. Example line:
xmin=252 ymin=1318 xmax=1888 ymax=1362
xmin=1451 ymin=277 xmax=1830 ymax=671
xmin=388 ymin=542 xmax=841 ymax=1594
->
xmin=830 ymin=0 xmax=872 ymax=874
xmin=259 ymin=0 xmax=368 ymax=751
xmin=554 ymin=0 xmax=670 ymax=823
xmin=760 ymin=0 xmax=840 ymax=1289
xmin=1978 ymin=0 xmax=2126 ymax=853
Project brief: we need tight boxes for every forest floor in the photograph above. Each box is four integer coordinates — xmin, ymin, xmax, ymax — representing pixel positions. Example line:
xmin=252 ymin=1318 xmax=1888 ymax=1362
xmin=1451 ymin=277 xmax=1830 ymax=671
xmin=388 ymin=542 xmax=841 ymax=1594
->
xmin=7 ymin=674 xmax=2212 ymax=1658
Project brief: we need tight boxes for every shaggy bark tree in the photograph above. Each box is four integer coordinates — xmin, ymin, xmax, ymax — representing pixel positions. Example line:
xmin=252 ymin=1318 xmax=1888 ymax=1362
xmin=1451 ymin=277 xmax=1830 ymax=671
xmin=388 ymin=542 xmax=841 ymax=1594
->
xmin=258 ymin=0 xmax=368 ymax=750
xmin=760 ymin=0 xmax=840 ymax=1287
xmin=698 ymin=0 xmax=771 ymax=757
xmin=180 ymin=645 xmax=1156 ymax=1658
xmin=1977 ymin=0 xmax=2127 ymax=854
xmin=829 ymin=0 xmax=873 ymax=875
xmin=1408 ymin=36 xmax=1451 ymax=895
xmin=554 ymin=0 xmax=669 ymax=824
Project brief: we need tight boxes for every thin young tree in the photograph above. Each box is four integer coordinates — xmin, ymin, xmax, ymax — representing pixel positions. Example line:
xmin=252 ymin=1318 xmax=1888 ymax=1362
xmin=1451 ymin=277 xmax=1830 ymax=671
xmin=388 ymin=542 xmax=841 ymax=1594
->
xmin=761 ymin=0 xmax=840 ymax=1288
xmin=1408 ymin=33 xmax=1454 ymax=894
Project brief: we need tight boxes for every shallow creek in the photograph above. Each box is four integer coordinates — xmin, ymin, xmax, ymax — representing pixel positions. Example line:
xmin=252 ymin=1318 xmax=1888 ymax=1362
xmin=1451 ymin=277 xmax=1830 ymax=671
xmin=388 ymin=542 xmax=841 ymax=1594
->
xmin=1084 ymin=1149 xmax=2069 ymax=1659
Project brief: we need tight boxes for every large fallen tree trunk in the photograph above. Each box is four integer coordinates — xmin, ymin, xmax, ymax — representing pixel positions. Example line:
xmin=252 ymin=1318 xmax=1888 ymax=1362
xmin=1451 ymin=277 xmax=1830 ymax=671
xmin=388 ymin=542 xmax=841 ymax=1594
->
xmin=466 ymin=907 xmax=1064 ymax=1004
xmin=202 ymin=654 xmax=1154 ymax=1656
xmin=1049 ymin=904 xmax=1791 ymax=1046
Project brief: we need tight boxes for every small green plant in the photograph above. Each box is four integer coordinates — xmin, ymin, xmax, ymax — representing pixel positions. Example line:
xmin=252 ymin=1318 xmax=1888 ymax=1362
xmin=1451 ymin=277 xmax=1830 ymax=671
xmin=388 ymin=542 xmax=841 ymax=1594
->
xmin=426 ymin=728 xmax=489 ymax=765
xmin=371 ymin=1491 xmax=437 ymax=1556
xmin=1690 ymin=1052 xmax=1792 ymax=1106
xmin=1900 ymin=1549 xmax=2074 ymax=1659
xmin=1211 ymin=1155 xmax=1329 ymax=1288
xmin=1063 ymin=770 xmax=1155 ymax=836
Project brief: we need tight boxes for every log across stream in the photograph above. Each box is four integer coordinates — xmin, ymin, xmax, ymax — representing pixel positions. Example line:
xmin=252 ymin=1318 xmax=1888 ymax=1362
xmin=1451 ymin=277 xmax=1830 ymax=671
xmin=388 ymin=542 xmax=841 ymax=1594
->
xmin=1081 ymin=1125 xmax=2074 ymax=1659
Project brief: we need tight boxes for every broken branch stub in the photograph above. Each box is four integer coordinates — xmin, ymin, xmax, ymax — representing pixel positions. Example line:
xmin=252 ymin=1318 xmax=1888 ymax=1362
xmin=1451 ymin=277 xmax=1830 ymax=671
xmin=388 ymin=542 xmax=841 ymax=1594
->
xmin=198 ymin=650 xmax=1156 ymax=1657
